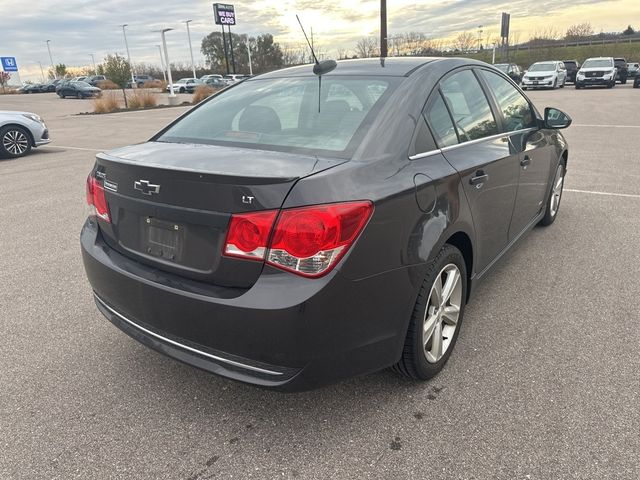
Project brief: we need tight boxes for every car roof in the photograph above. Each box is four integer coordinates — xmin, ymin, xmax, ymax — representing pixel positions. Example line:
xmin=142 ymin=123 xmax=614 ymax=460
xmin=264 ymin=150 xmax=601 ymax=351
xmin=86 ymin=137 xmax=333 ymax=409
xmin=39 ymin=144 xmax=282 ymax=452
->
xmin=258 ymin=57 xmax=441 ymax=78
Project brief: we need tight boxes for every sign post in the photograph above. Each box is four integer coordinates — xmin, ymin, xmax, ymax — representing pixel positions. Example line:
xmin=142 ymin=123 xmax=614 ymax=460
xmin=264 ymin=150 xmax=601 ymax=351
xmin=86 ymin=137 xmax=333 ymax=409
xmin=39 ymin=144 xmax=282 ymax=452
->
xmin=1 ymin=57 xmax=20 ymax=86
xmin=500 ymin=12 xmax=511 ymax=61
xmin=213 ymin=3 xmax=236 ymax=74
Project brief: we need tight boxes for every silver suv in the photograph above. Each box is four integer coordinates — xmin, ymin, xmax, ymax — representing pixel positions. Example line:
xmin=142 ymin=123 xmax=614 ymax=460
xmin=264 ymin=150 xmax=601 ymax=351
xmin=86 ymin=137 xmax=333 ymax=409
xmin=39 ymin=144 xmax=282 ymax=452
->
xmin=575 ymin=57 xmax=616 ymax=89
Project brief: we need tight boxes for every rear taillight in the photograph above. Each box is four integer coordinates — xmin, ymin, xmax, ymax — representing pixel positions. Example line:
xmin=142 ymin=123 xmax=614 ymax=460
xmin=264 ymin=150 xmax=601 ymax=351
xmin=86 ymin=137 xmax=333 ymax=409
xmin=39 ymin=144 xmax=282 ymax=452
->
xmin=222 ymin=201 xmax=373 ymax=278
xmin=224 ymin=210 xmax=278 ymax=260
xmin=85 ymin=174 xmax=111 ymax=223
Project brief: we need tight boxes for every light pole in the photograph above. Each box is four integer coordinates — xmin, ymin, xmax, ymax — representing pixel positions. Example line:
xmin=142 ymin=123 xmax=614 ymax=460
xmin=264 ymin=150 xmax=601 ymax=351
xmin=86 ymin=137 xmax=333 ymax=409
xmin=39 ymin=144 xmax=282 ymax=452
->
xmin=380 ymin=0 xmax=388 ymax=57
xmin=46 ymin=40 xmax=55 ymax=78
xmin=477 ymin=25 xmax=484 ymax=51
xmin=120 ymin=24 xmax=136 ymax=87
xmin=89 ymin=53 xmax=96 ymax=74
xmin=159 ymin=28 xmax=177 ymax=104
xmin=156 ymin=45 xmax=167 ymax=82
xmin=184 ymin=20 xmax=196 ymax=79
xmin=247 ymin=43 xmax=253 ymax=76
xmin=38 ymin=62 xmax=45 ymax=82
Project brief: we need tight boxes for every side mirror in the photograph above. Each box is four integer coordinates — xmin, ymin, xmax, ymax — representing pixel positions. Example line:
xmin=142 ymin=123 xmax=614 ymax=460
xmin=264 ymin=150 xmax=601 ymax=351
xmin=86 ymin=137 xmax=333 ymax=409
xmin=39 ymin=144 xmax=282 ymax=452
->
xmin=544 ymin=107 xmax=572 ymax=129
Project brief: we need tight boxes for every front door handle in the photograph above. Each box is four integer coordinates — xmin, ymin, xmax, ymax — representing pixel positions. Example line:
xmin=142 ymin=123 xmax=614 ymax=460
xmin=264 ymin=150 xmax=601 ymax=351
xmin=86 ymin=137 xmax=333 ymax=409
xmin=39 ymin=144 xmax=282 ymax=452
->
xmin=521 ymin=155 xmax=531 ymax=167
xmin=470 ymin=171 xmax=489 ymax=186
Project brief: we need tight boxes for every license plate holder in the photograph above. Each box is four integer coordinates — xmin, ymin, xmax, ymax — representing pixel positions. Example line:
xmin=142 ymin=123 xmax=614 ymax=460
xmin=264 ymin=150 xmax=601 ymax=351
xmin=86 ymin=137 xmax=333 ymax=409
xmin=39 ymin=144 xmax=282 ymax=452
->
xmin=144 ymin=217 xmax=184 ymax=262
xmin=533 ymin=81 xmax=539 ymax=85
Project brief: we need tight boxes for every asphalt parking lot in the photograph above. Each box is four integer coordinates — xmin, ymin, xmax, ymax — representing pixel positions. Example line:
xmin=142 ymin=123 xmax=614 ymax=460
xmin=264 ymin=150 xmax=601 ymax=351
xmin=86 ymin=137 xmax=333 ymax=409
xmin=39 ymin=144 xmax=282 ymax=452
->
xmin=1 ymin=85 xmax=639 ymax=479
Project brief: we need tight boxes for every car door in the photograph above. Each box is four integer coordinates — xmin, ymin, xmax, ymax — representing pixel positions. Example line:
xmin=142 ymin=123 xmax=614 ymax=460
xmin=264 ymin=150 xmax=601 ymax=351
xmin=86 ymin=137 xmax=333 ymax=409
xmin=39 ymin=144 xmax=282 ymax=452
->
xmin=427 ymin=68 xmax=520 ymax=273
xmin=478 ymin=68 xmax=554 ymax=239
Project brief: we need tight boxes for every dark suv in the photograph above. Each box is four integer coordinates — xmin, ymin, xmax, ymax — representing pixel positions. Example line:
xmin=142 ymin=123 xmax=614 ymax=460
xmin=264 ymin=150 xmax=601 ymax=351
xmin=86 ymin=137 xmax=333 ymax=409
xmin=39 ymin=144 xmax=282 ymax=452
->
xmin=563 ymin=60 xmax=581 ymax=83
xmin=614 ymin=58 xmax=628 ymax=84
xmin=81 ymin=58 xmax=571 ymax=391
xmin=493 ymin=63 xmax=523 ymax=83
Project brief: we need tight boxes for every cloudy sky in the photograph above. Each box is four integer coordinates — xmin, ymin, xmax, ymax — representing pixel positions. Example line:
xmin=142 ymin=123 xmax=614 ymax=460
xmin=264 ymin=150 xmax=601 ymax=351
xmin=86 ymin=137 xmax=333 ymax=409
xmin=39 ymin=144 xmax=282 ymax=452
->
xmin=1 ymin=0 xmax=637 ymax=81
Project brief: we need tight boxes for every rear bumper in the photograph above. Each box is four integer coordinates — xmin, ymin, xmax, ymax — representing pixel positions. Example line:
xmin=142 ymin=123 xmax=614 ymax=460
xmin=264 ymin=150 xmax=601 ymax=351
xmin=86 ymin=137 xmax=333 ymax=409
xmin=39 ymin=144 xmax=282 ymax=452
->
xmin=81 ymin=219 xmax=417 ymax=391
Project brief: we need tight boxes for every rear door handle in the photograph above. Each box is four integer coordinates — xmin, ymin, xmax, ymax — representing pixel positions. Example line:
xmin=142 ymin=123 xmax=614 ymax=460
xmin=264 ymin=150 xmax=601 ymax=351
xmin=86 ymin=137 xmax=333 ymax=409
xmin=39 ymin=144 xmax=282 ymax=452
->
xmin=470 ymin=171 xmax=489 ymax=186
xmin=521 ymin=155 xmax=531 ymax=167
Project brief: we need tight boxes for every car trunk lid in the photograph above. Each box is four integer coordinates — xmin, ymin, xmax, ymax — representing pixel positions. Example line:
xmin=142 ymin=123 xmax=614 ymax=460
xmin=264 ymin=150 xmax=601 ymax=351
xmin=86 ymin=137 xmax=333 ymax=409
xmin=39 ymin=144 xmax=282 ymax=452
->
xmin=93 ymin=141 xmax=344 ymax=288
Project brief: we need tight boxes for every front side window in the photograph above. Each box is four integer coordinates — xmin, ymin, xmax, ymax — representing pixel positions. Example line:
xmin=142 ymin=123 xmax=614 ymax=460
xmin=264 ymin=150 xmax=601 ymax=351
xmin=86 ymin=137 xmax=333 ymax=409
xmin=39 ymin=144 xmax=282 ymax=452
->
xmin=440 ymin=70 xmax=498 ymax=142
xmin=480 ymin=70 xmax=536 ymax=132
xmin=158 ymin=76 xmax=397 ymax=157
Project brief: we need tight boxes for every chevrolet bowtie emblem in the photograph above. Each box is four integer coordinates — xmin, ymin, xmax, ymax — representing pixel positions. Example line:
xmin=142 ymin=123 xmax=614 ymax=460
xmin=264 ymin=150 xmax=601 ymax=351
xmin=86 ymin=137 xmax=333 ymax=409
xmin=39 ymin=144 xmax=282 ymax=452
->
xmin=134 ymin=180 xmax=161 ymax=195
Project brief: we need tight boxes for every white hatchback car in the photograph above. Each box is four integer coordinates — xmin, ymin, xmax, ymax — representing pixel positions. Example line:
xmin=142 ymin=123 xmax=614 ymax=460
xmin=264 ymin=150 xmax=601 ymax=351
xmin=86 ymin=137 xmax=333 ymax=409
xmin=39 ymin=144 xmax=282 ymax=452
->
xmin=0 ymin=111 xmax=51 ymax=158
xmin=522 ymin=61 xmax=567 ymax=90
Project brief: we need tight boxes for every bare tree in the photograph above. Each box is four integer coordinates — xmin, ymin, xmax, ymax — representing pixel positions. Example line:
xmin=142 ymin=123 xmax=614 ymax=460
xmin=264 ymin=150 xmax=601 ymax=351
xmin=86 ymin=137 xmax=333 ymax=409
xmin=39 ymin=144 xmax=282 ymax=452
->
xmin=565 ymin=22 xmax=594 ymax=40
xmin=355 ymin=37 xmax=378 ymax=58
xmin=453 ymin=31 xmax=476 ymax=52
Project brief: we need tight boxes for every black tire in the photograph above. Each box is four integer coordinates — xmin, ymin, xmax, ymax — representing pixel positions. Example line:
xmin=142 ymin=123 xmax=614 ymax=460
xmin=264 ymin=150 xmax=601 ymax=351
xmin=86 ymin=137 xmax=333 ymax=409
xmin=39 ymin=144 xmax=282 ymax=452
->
xmin=621 ymin=76 xmax=627 ymax=85
xmin=540 ymin=162 xmax=565 ymax=227
xmin=76 ymin=92 xmax=83 ymax=99
xmin=393 ymin=244 xmax=467 ymax=380
xmin=607 ymin=81 xmax=614 ymax=89
xmin=0 ymin=125 xmax=32 ymax=159
xmin=634 ymin=82 xmax=639 ymax=89
xmin=179 ymin=87 xmax=185 ymax=93
xmin=60 ymin=93 xmax=65 ymax=98
xmin=575 ymin=84 xmax=581 ymax=90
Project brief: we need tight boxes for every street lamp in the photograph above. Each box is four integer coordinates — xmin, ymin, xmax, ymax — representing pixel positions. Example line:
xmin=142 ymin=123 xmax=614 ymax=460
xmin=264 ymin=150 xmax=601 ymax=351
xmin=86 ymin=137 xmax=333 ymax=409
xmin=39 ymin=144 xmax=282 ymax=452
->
xmin=120 ymin=24 xmax=136 ymax=87
xmin=156 ymin=45 xmax=167 ymax=82
xmin=158 ymin=28 xmax=177 ymax=104
xmin=38 ymin=62 xmax=45 ymax=82
xmin=89 ymin=53 xmax=96 ymax=74
xmin=477 ymin=25 xmax=484 ymax=51
xmin=184 ymin=20 xmax=196 ymax=79
xmin=46 ymin=40 xmax=55 ymax=79
xmin=247 ymin=43 xmax=253 ymax=76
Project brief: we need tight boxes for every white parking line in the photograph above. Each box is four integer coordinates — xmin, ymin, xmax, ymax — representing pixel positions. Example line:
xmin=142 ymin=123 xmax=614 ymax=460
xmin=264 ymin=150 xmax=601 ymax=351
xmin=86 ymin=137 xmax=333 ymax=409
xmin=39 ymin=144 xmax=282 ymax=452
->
xmin=565 ymin=188 xmax=640 ymax=199
xmin=572 ymin=124 xmax=640 ymax=129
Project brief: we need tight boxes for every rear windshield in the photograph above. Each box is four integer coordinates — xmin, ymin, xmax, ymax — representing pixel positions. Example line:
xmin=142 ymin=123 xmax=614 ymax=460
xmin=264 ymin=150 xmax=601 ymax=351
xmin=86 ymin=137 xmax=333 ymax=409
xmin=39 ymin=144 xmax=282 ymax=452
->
xmin=157 ymin=76 xmax=398 ymax=157
xmin=529 ymin=63 xmax=555 ymax=72
xmin=583 ymin=59 xmax=613 ymax=68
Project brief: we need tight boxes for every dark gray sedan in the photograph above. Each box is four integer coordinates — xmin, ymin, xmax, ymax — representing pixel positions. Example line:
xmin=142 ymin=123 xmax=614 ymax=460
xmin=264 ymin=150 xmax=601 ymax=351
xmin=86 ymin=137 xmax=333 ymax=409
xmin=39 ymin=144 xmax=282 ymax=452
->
xmin=56 ymin=81 xmax=101 ymax=99
xmin=81 ymin=57 xmax=571 ymax=391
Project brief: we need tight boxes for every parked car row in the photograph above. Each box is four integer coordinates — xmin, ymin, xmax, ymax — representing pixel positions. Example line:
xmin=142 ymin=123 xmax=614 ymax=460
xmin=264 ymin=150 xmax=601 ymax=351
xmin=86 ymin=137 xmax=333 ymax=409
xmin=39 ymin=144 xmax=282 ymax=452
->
xmin=494 ymin=56 xmax=637 ymax=90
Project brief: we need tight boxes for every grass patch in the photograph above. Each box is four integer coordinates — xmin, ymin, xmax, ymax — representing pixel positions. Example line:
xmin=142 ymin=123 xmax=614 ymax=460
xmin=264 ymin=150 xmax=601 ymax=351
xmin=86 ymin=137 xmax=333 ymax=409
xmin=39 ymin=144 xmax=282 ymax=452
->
xmin=192 ymin=85 xmax=217 ymax=104
xmin=128 ymin=90 xmax=158 ymax=109
xmin=97 ymin=79 xmax=119 ymax=90
xmin=93 ymin=91 xmax=120 ymax=113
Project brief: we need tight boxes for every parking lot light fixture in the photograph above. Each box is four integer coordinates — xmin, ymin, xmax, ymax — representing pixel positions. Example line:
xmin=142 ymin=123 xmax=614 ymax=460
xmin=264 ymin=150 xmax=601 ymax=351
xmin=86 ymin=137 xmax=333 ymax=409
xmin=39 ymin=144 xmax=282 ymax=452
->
xmin=46 ymin=40 xmax=55 ymax=79
xmin=120 ymin=24 xmax=136 ymax=88
xmin=160 ymin=28 xmax=176 ymax=100
xmin=156 ymin=45 xmax=167 ymax=82
xmin=184 ymin=20 xmax=196 ymax=80
xmin=89 ymin=54 xmax=96 ymax=74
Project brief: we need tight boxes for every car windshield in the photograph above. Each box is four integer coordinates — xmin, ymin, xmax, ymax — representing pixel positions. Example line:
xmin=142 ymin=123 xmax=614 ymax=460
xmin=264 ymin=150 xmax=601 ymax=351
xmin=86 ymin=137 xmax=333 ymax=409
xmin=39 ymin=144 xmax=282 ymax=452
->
xmin=176 ymin=79 xmax=190 ymax=83
xmin=528 ymin=63 xmax=555 ymax=72
xmin=494 ymin=64 xmax=509 ymax=73
xmin=583 ymin=59 xmax=613 ymax=68
xmin=157 ymin=76 xmax=398 ymax=157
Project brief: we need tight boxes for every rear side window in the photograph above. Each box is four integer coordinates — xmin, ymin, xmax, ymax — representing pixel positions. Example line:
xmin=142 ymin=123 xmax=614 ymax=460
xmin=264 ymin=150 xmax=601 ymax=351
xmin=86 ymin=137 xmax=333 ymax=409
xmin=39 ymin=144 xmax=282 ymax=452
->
xmin=480 ymin=70 xmax=536 ymax=132
xmin=440 ymin=70 xmax=498 ymax=142
xmin=424 ymin=93 xmax=458 ymax=148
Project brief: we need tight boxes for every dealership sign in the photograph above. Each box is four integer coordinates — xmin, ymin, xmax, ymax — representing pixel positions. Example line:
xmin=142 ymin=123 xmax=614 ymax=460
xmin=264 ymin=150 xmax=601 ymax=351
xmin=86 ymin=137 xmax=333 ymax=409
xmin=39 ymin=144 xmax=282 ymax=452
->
xmin=1 ymin=57 xmax=18 ymax=72
xmin=213 ymin=4 xmax=236 ymax=26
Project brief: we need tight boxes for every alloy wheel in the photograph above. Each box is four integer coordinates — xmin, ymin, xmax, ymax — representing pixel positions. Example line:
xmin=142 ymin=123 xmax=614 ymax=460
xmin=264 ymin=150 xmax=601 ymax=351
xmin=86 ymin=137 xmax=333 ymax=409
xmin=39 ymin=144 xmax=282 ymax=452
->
xmin=549 ymin=165 xmax=565 ymax=217
xmin=2 ymin=129 xmax=29 ymax=156
xmin=423 ymin=263 xmax=463 ymax=363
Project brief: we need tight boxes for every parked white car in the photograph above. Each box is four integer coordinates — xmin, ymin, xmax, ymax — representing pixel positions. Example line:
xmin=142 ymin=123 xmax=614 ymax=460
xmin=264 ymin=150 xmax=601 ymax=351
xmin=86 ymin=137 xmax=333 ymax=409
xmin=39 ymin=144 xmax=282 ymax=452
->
xmin=200 ymin=74 xmax=223 ymax=82
xmin=0 ymin=111 xmax=51 ymax=158
xmin=166 ymin=78 xmax=201 ymax=93
xmin=521 ymin=61 xmax=567 ymax=90
xmin=222 ymin=74 xmax=247 ymax=85
xmin=575 ymin=57 xmax=616 ymax=89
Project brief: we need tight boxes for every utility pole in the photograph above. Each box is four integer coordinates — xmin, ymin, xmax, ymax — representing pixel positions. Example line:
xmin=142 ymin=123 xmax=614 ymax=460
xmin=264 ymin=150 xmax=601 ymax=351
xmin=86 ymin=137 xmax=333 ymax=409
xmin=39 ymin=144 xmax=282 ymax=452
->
xmin=184 ymin=20 xmax=197 ymax=79
xmin=380 ymin=0 xmax=388 ymax=57
xmin=247 ymin=43 xmax=253 ymax=76
xmin=89 ymin=53 xmax=96 ymax=74
xmin=477 ymin=25 xmax=483 ymax=51
xmin=38 ymin=62 xmax=45 ymax=82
